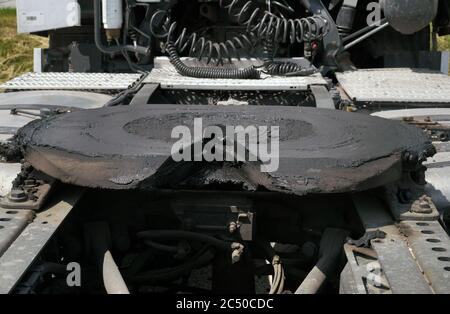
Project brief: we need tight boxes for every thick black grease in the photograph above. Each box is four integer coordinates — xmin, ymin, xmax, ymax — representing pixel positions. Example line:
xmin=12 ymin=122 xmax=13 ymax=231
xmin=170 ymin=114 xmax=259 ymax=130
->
xmin=15 ymin=105 xmax=433 ymax=194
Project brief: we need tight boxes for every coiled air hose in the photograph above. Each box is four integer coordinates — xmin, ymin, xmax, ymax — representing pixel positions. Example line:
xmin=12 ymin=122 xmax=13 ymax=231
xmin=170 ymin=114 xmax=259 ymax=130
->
xmin=220 ymin=0 xmax=328 ymax=44
xmin=166 ymin=42 xmax=260 ymax=79
xmin=150 ymin=9 xmax=257 ymax=65
xmin=262 ymin=38 xmax=318 ymax=76
xmin=150 ymin=0 xmax=327 ymax=78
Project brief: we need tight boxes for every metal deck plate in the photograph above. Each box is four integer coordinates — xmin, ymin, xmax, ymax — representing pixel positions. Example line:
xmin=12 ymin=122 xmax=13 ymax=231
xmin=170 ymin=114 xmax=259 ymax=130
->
xmin=371 ymin=234 xmax=433 ymax=294
xmin=0 ymin=72 xmax=143 ymax=91
xmin=144 ymin=57 xmax=328 ymax=91
xmin=0 ymin=208 xmax=34 ymax=257
xmin=400 ymin=221 xmax=450 ymax=294
xmin=336 ymin=68 xmax=450 ymax=104
xmin=0 ymin=187 xmax=84 ymax=294
xmin=0 ymin=91 xmax=112 ymax=109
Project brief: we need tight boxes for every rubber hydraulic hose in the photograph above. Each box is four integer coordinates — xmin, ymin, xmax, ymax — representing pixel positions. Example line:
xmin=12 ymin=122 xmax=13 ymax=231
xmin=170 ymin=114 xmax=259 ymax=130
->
xmin=129 ymin=248 xmax=215 ymax=283
xmin=137 ymin=230 xmax=235 ymax=251
xmin=295 ymin=228 xmax=349 ymax=294
xmin=143 ymin=240 xmax=180 ymax=254
xmin=254 ymin=242 xmax=285 ymax=295
xmin=103 ymin=250 xmax=130 ymax=294
xmin=86 ymin=222 xmax=130 ymax=295
xmin=295 ymin=266 xmax=327 ymax=294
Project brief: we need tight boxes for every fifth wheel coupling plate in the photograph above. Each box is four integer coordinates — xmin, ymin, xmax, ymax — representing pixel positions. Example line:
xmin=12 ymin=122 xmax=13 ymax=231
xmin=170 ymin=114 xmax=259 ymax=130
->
xmin=15 ymin=105 xmax=433 ymax=194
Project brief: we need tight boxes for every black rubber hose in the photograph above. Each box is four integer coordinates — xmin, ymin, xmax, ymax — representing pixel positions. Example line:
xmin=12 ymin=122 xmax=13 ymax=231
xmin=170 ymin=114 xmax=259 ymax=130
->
xmin=94 ymin=0 xmax=149 ymax=56
xmin=128 ymin=247 xmax=215 ymax=283
xmin=149 ymin=10 xmax=257 ymax=65
xmin=295 ymin=228 xmax=349 ymax=294
xmin=143 ymin=240 xmax=180 ymax=254
xmin=262 ymin=39 xmax=317 ymax=76
xmin=254 ymin=241 xmax=285 ymax=295
xmin=165 ymin=42 xmax=260 ymax=79
xmin=137 ymin=230 xmax=234 ymax=251
xmin=104 ymin=73 xmax=148 ymax=107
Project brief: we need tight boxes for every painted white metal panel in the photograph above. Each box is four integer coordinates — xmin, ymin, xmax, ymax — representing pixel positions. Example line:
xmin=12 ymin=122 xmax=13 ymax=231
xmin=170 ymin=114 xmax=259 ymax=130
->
xmin=337 ymin=68 xmax=450 ymax=104
xmin=16 ymin=0 xmax=80 ymax=34
xmin=33 ymin=48 xmax=43 ymax=73
xmin=0 ymin=72 xmax=142 ymax=90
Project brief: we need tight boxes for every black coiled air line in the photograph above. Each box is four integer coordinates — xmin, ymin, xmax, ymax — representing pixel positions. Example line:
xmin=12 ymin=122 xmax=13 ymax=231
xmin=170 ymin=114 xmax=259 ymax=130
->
xmin=262 ymin=38 xmax=318 ymax=76
xmin=221 ymin=0 xmax=327 ymax=45
xmin=150 ymin=9 xmax=257 ymax=66
xmin=153 ymin=0 xmax=328 ymax=78
xmin=165 ymin=42 xmax=260 ymax=79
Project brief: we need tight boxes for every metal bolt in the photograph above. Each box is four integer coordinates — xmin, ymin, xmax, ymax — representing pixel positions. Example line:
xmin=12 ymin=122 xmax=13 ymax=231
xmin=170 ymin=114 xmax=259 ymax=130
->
xmin=231 ymin=243 xmax=244 ymax=264
xmin=8 ymin=188 xmax=28 ymax=203
xmin=23 ymin=179 xmax=38 ymax=189
xmin=412 ymin=196 xmax=433 ymax=214
xmin=419 ymin=201 xmax=430 ymax=209
xmin=228 ymin=222 xmax=238 ymax=234
xmin=231 ymin=250 xmax=241 ymax=264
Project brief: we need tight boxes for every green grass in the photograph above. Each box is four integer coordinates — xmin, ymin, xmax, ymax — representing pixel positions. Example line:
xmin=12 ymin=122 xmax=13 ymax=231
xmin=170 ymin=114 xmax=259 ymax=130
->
xmin=438 ymin=35 xmax=450 ymax=51
xmin=0 ymin=8 xmax=48 ymax=84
